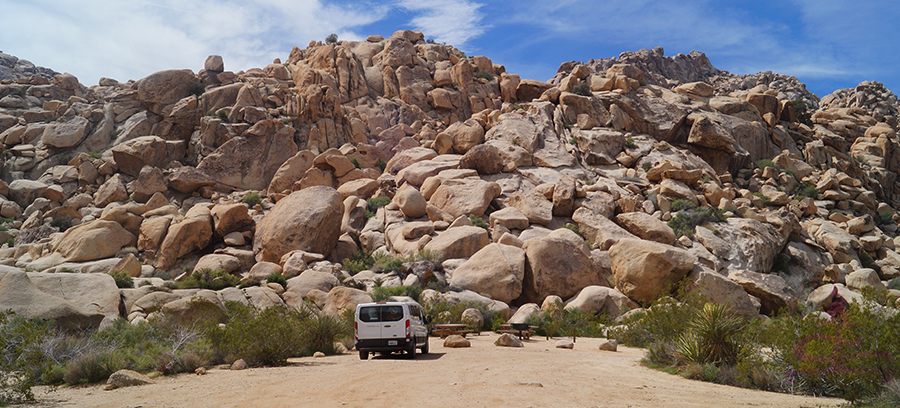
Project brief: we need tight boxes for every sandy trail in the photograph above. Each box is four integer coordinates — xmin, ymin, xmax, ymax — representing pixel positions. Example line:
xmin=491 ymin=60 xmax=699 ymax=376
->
xmin=29 ymin=333 xmax=843 ymax=408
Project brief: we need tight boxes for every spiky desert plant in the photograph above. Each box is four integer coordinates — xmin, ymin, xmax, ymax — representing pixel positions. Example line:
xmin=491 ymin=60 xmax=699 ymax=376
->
xmin=676 ymin=303 xmax=745 ymax=365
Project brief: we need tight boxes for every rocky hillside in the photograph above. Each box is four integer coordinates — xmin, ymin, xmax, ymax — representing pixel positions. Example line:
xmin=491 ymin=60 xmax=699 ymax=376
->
xmin=0 ymin=30 xmax=898 ymax=331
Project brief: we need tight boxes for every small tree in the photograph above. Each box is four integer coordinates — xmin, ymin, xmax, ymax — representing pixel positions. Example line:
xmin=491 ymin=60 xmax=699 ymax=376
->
xmin=325 ymin=33 xmax=338 ymax=44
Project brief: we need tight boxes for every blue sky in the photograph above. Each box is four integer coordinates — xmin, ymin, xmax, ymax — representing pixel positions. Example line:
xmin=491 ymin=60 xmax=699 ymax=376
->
xmin=2 ymin=0 xmax=897 ymax=99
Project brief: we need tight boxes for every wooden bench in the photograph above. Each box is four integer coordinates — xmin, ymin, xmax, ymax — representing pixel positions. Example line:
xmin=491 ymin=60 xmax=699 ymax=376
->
xmin=433 ymin=324 xmax=472 ymax=339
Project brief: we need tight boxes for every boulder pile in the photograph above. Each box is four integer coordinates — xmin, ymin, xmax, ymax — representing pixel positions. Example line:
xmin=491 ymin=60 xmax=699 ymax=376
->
xmin=0 ymin=30 xmax=898 ymax=331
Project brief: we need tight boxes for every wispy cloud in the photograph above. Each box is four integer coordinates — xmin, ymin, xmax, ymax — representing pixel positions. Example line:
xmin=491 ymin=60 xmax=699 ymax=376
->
xmin=0 ymin=0 xmax=388 ymax=85
xmin=395 ymin=0 xmax=486 ymax=50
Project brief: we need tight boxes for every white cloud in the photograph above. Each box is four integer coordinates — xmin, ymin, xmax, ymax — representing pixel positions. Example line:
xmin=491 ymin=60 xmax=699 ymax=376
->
xmin=395 ymin=0 xmax=486 ymax=50
xmin=0 ymin=0 xmax=388 ymax=85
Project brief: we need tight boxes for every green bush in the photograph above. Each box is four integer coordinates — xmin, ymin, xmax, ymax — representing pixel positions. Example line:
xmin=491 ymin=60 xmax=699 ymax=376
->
xmin=625 ymin=137 xmax=636 ymax=148
xmin=877 ymin=210 xmax=895 ymax=225
xmin=667 ymin=206 xmax=726 ymax=238
xmin=474 ymin=70 xmax=494 ymax=81
xmin=0 ymin=313 xmax=55 ymax=402
xmin=109 ymin=270 xmax=134 ymax=289
xmin=188 ymin=82 xmax=205 ymax=97
xmin=342 ymin=250 xmax=375 ymax=275
xmin=242 ymin=192 xmax=261 ymax=208
xmin=754 ymin=159 xmax=780 ymax=171
xmin=206 ymin=302 xmax=310 ymax=366
xmin=176 ymin=269 xmax=240 ymax=291
xmin=266 ymin=273 xmax=287 ymax=287
xmin=556 ymin=223 xmax=583 ymax=238
xmin=62 ymin=351 xmax=125 ymax=384
xmin=468 ymin=214 xmax=489 ymax=230
xmin=302 ymin=313 xmax=352 ymax=355
xmin=325 ymin=33 xmax=338 ymax=44
xmin=216 ymin=110 xmax=228 ymax=121
xmin=350 ymin=158 xmax=360 ymax=168
xmin=792 ymin=181 xmax=818 ymax=199
xmin=674 ymin=303 xmax=745 ymax=366
xmin=571 ymin=82 xmax=591 ymax=97
xmin=421 ymin=298 xmax=502 ymax=332
xmin=611 ymin=296 xmax=700 ymax=347
xmin=88 ymin=151 xmax=102 ymax=160
xmin=366 ymin=196 xmax=391 ymax=210
xmin=792 ymin=99 xmax=812 ymax=126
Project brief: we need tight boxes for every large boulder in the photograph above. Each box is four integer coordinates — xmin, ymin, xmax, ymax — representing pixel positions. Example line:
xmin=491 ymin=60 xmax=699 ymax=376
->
xmin=422 ymin=226 xmax=489 ymax=259
xmin=572 ymin=207 xmax=636 ymax=250
xmin=153 ymin=206 xmax=213 ymax=269
xmin=253 ymin=186 xmax=343 ymax=263
xmin=609 ymin=238 xmax=696 ymax=304
xmin=267 ymin=150 xmax=315 ymax=195
xmin=459 ymin=144 xmax=503 ymax=175
xmin=728 ymin=269 xmax=798 ymax=315
xmin=564 ymin=285 xmax=637 ymax=318
xmin=428 ymin=178 xmax=499 ymax=218
xmin=0 ymin=271 xmax=104 ymax=331
xmin=283 ymin=270 xmax=340 ymax=309
xmin=9 ymin=179 xmax=49 ymax=207
xmin=508 ymin=191 xmax=552 ymax=226
xmin=210 ymin=203 xmax=252 ymax=237
xmin=167 ymin=166 xmax=216 ymax=194
xmin=615 ymin=212 xmax=676 ymax=245
xmin=52 ymin=220 xmax=136 ymax=262
xmin=137 ymin=69 xmax=197 ymax=115
xmin=450 ymin=243 xmax=526 ymax=303
xmin=198 ymin=121 xmax=298 ymax=190
xmin=521 ymin=228 xmax=600 ymax=303
xmin=42 ymin=116 xmax=90 ymax=148
xmin=28 ymin=272 xmax=122 ymax=329
xmin=685 ymin=267 xmax=759 ymax=317
xmin=112 ymin=136 xmax=169 ymax=177
xmin=312 ymin=286 xmax=372 ymax=317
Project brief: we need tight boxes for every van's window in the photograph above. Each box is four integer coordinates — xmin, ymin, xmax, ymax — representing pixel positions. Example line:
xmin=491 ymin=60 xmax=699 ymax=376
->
xmin=359 ymin=305 xmax=405 ymax=322
xmin=383 ymin=306 xmax=403 ymax=322
xmin=359 ymin=306 xmax=380 ymax=322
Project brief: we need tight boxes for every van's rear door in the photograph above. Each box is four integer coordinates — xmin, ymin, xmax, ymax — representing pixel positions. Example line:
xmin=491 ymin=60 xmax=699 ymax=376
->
xmin=357 ymin=305 xmax=382 ymax=339
xmin=380 ymin=304 xmax=405 ymax=339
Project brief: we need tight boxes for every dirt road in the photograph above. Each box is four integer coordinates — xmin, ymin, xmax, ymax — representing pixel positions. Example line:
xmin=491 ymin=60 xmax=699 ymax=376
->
xmin=30 ymin=333 xmax=843 ymax=408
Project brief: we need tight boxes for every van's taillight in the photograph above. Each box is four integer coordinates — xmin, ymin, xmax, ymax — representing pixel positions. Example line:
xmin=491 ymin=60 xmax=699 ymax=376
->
xmin=405 ymin=319 xmax=410 ymax=338
xmin=354 ymin=321 xmax=358 ymax=340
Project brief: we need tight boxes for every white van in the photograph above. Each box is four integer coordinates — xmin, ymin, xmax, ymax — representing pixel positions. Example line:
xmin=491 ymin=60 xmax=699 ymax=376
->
xmin=354 ymin=302 xmax=430 ymax=360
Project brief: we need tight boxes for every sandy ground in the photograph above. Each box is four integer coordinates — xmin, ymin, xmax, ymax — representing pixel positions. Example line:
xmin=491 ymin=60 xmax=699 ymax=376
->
xmin=27 ymin=333 xmax=844 ymax=408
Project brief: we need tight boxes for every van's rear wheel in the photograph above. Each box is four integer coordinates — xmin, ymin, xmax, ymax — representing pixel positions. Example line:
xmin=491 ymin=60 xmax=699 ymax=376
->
xmin=406 ymin=341 xmax=416 ymax=359
xmin=421 ymin=336 xmax=429 ymax=354
xmin=359 ymin=350 xmax=367 ymax=360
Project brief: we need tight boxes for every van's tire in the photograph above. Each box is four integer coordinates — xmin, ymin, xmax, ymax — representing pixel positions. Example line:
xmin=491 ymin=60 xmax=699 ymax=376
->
xmin=359 ymin=350 xmax=367 ymax=360
xmin=421 ymin=336 xmax=429 ymax=354
xmin=406 ymin=341 xmax=416 ymax=359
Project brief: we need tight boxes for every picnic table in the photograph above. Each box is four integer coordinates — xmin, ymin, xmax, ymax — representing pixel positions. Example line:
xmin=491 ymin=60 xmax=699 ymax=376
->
xmin=498 ymin=323 xmax=536 ymax=340
xmin=432 ymin=323 xmax=474 ymax=339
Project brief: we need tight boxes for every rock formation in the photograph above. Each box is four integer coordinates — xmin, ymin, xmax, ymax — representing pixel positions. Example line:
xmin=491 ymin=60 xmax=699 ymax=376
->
xmin=0 ymin=30 xmax=898 ymax=330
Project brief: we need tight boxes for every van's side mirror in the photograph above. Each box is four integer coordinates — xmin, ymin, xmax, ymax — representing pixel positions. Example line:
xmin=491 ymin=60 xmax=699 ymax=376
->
xmin=425 ymin=315 xmax=432 ymax=324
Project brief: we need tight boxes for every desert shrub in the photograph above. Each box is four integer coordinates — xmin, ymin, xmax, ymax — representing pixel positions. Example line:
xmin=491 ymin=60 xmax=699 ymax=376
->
xmin=206 ymin=302 xmax=310 ymax=366
xmin=372 ymin=285 xmax=425 ymax=302
xmin=761 ymin=298 xmax=900 ymax=401
xmin=877 ymin=210 xmax=895 ymax=225
xmin=571 ymin=82 xmax=591 ymax=96
xmin=792 ymin=99 xmax=813 ymax=126
xmin=108 ymin=270 xmax=134 ymax=289
xmin=343 ymin=250 xmax=375 ymax=275
xmin=752 ymin=192 xmax=771 ymax=206
xmin=62 ymin=350 xmax=125 ymax=384
xmin=216 ymin=110 xmax=228 ymax=121
xmin=792 ymin=181 xmax=818 ymax=199
xmin=350 ymin=158 xmax=360 ymax=168
xmin=176 ymin=269 xmax=240 ymax=291
xmin=266 ymin=272 xmax=286 ymax=287
xmin=366 ymin=196 xmax=391 ymax=210
xmin=188 ymin=82 xmax=205 ymax=97
xmin=325 ymin=33 xmax=338 ymax=44
xmin=88 ymin=151 xmax=102 ymax=159
xmin=0 ymin=313 xmax=55 ymax=402
xmin=754 ymin=159 xmax=780 ymax=171
xmin=377 ymin=159 xmax=387 ymax=171
xmin=887 ymin=277 xmax=900 ymax=291
xmin=674 ymin=303 xmax=745 ymax=366
xmin=625 ymin=137 xmax=636 ymax=148
xmin=242 ymin=192 xmax=261 ymax=208
xmin=468 ymin=214 xmax=489 ymax=230
xmin=611 ymin=296 xmax=700 ymax=348
xmin=474 ymin=69 xmax=494 ymax=81
xmin=301 ymin=313 xmax=352 ymax=356
xmin=530 ymin=308 xmax=609 ymax=341
xmin=667 ymin=206 xmax=726 ymax=238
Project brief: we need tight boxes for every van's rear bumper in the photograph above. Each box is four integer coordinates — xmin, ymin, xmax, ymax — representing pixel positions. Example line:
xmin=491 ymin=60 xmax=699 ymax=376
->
xmin=355 ymin=338 xmax=412 ymax=352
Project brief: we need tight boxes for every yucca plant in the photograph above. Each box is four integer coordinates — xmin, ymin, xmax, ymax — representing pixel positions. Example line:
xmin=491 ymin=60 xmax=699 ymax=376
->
xmin=675 ymin=303 xmax=745 ymax=365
